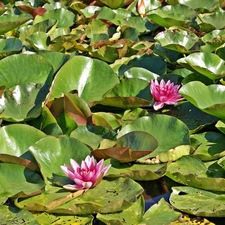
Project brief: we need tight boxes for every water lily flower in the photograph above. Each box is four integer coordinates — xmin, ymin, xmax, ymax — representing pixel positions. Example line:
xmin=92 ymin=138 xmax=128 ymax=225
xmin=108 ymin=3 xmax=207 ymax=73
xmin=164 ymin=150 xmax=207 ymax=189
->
xmin=61 ymin=155 xmax=111 ymax=191
xmin=150 ymin=79 xmax=182 ymax=110
xmin=137 ymin=0 xmax=146 ymax=18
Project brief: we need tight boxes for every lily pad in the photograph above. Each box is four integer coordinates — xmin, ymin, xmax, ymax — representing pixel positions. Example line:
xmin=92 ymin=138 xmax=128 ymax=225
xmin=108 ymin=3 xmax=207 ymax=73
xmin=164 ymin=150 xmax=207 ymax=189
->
xmin=191 ymin=132 xmax=225 ymax=161
xmin=16 ymin=178 xmax=143 ymax=215
xmin=197 ymin=11 xmax=225 ymax=32
xmin=28 ymin=136 xmax=91 ymax=183
xmin=178 ymin=0 xmax=219 ymax=11
xmin=34 ymin=212 xmax=93 ymax=224
xmin=147 ymin=4 xmax=196 ymax=28
xmin=0 ymin=38 xmax=22 ymax=59
xmin=0 ymin=14 xmax=32 ymax=34
xmin=0 ymin=54 xmax=54 ymax=121
xmin=0 ymin=163 xmax=45 ymax=204
xmin=118 ymin=114 xmax=190 ymax=157
xmin=49 ymin=56 xmax=119 ymax=103
xmin=163 ymin=101 xmax=217 ymax=133
xmin=177 ymin=52 xmax=225 ymax=80
xmin=166 ymin=155 xmax=225 ymax=192
xmin=170 ymin=186 xmax=225 ymax=217
xmin=155 ymin=27 xmax=199 ymax=53
xmin=179 ymin=81 xmax=225 ymax=119
xmin=0 ymin=206 xmax=39 ymax=225
xmin=34 ymin=8 xmax=75 ymax=28
xmin=0 ymin=124 xmax=46 ymax=160
xmin=105 ymin=158 xmax=167 ymax=181
xmin=97 ymin=196 xmax=181 ymax=225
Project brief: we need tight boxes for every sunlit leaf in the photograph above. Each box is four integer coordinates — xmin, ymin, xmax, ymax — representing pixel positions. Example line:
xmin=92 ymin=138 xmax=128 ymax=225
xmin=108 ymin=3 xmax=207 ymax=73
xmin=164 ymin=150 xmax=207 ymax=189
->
xmin=118 ymin=115 xmax=190 ymax=157
xmin=49 ymin=56 xmax=119 ymax=103
xmin=170 ymin=186 xmax=225 ymax=217
xmin=179 ymin=81 xmax=225 ymax=119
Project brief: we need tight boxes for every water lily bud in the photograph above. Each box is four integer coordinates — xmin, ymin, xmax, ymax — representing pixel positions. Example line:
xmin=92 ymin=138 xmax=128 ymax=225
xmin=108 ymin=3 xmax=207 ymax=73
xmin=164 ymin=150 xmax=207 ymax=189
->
xmin=137 ymin=0 xmax=146 ymax=18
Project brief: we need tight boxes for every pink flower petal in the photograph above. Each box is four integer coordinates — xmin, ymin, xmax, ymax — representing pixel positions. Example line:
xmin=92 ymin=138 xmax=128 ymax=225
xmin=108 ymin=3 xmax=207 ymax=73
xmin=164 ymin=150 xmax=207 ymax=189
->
xmin=70 ymin=159 xmax=80 ymax=172
xmin=153 ymin=102 xmax=165 ymax=111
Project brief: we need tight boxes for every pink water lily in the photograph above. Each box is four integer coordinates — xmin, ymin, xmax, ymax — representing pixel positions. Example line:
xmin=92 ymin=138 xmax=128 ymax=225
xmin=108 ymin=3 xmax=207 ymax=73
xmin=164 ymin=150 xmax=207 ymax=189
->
xmin=150 ymin=79 xmax=182 ymax=110
xmin=60 ymin=156 xmax=111 ymax=191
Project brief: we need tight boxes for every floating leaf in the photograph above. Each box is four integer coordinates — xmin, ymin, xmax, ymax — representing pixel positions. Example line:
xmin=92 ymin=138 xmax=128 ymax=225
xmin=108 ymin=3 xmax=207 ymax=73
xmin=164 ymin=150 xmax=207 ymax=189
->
xmin=197 ymin=11 xmax=225 ymax=32
xmin=170 ymin=186 xmax=225 ymax=217
xmin=155 ymin=27 xmax=199 ymax=53
xmin=16 ymin=178 xmax=143 ymax=215
xmin=166 ymin=155 xmax=225 ymax=192
xmin=0 ymin=14 xmax=32 ymax=34
xmin=179 ymin=81 xmax=225 ymax=119
xmin=147 ymin=4 xmax=196 ymax=28
xmin=0 ymin=124 xmax=46 ymax=160
xmin=177 ymin=53 xmax=225 ymax=80
xmin=92 ymin=146 xmax=153 ymax=163
xmin=178 ymin=0 xmax=219 ymax=11
xmin=70 ymin=125 xmax=116 ymax=149
xmin=29 ymin=136 xmax=91 ymax=183
xmin=0 ymin=206 xmax=39 ymax=225
xmin=98 ymin=196 xmax=180 ymax=225
xmin=118 ymin=115 xmax=190 ymax=157
xmin=99 ymin=0 xmax=133 ymax=9
xmin=49 ymin=56 xmax=119 ymax=103
xmin=34 ymin=8 xmax=75 ymax=28
xmin=0 ymin=54 xmax=54 ymax=121
xmin=163 ymin=101 xmax=217 ymax=133
xmin=34 ymin=212 xmax=93 ymax=225
xmin=0 ymin=38 xmax=22 ymax=59
xmin=158 ymin=145 xmax=190 ymax=162
xmin=191 ymin=132 xmax=225 ymax=161
xmin=0 ymin=163 xmax=45 ymax=204
xmin=105 ymin=158 xmax=167 ymax=181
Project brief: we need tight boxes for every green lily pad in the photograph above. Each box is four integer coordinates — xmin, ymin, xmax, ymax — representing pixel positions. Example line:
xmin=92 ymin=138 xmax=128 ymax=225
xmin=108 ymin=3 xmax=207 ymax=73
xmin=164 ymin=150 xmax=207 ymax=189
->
xmin=201 ymin=30 xmax=225 ymax=49
xmin=34 ymin=212 xmax=93 ymax=225
xmin=26 ymin=31 xmax=49 ymax=50
xmin=99 ymin=0 xmax=133 ymax=9
xmin=147 ymin=4 xmax=196 ymax=28
xmin=0 ymin=54 xmax=54 ymax=121
xmin=197 ymin=11 xmax=225 ymax=32
xmin=49 ymin=56 xmax=119 ymax=103
xmin=158 ymin=145 xmax=190 ymax=162
xmin=105 ymin=158 xmax=167 ymax=181
xmin=97 ymin=196 xmax=181 ymax=225
xmin=70 ymin=125 xmax=116 ymax=149
xmin=163 ymin=101 xmax=217 ymax=133
xmin=0 ymin=38 xmax=22 ymax=59
xmin=155 ymin=27 xmax=199 ymax=53
xmin=0 ymin=124 xmax=46 ymax=160
xmin=34 ymin=8 xmax=75 ymax=28
xmin=170 ymin=186 xmax=225 ymax=217
xmin=0 ymin=163 xmax=45 ymax=204
xmin=178 ymin=0 xmax=219 ymax=11
xmin=0 ymin=206 xmax=39 ymax=225
xmin=16 ymin=178 xmax=143 ymax=215
xmin=177 ymin=53 xmax=225 ymax=80
xmin=191 ymin=132 xmax=225 ymax=161
xmin=28 ymin=136 xmax=91 ymax=183
xmin=28 ymin=105 xmax=63 ymax=135
xmin=166 ymin=155 xmax=225 ymax=192
xmin=0 ymin=14 xmax=32 ymax=34
xmin=118 ymin=114 xmax=190 ymax=157
xmin=179 ymin=81 xmax=225 ymax=119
